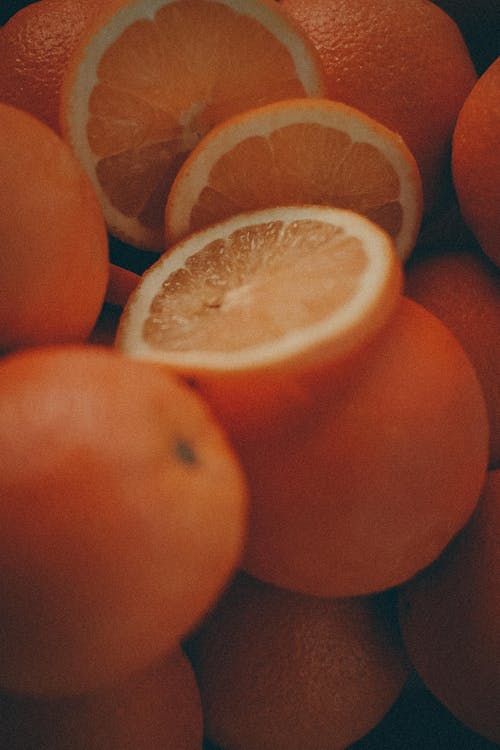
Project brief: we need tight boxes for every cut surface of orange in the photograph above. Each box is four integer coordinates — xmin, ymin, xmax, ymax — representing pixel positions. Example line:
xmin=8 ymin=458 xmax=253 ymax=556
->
xmin=116 ymin=205 xmax=402 ymax=375
xmin=60 ymin=0 xmax=326 ymax=250
xmin=165 ymin=98 xmax=423 ymax=260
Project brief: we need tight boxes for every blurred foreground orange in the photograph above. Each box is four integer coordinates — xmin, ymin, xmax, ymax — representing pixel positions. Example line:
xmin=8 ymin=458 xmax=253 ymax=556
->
xmin=452 ymin=56 xmax=500 ymax=268
xmin=0 ymin=345 xmax=247 ymax=696
xmin=0 ymin=103 xmax=109 ymax=353
xmin=399 ymin=469 xmax=500 ymax=745
xmin=117 ymin=206 xmax=488 ymax=597
xmin=280 ymin=0 xmax=477 ymax=212
xmin=186 ymin=572 xmax=408 ymax=750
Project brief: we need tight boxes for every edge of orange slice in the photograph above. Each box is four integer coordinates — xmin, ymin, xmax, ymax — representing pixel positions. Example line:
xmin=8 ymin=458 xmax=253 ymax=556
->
xmin=165 ymin=97 xmax=423 ymax=261
xmin=60 ymin=0 xmax=328 ymax=251
xmin=116 ymin=204 xmax=402 ymax=375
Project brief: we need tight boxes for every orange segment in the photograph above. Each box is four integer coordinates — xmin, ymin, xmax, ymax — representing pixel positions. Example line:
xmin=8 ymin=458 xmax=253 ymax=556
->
xmin=166 ymin=98 xmax=423 ymax=260
xmin=116 ymin=204 xmax=402 ymax=373
xmin=61 ymin=0 xmax=326 ymax=250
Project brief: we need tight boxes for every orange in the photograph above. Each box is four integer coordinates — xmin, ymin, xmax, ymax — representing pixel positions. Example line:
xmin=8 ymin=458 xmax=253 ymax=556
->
xmin=0 ymin=102 xmax=109 ymax=353
xmin=399 ymin=469 xmax=500 ymax=745
xmin=166 ymin=98 xmax=423 ymax=261
xmin=116 ymin=206 xmax=489 ymax=597
xmin=186 ymin=572 xmax=408 ymax=750
xmin=429 ymin=0 xmax=500 ymax=75
xmin=105 ymin=262 xmax=141 ymax=309
xmin=0 ymin=0 xmax=101 ymax=132
xmin=117 ymin=204 xmax=403 ymax=384
xmin=60 ymin=0 xmax=327 ymax=250
xmin=1 ymin=3 xmax=33 ymax=26
xmin=0 ymin=647 xmax=203 ymax=749
xmin=406 ymin=247 xmax=500 ymax=469
xmin=0 ymin=345 xmax=247 ymax=696
xmin=280 ymin=0 xmax=477 ymax=213
xmin=235 ymin=298 xmax=488 ymax=596
xmin=452 ymin=56 xmax=500 ymax=268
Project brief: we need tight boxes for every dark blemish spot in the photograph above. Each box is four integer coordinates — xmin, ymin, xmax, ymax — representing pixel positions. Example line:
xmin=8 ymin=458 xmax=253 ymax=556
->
xmin=175 ymin=439 xmax=198 ymax=465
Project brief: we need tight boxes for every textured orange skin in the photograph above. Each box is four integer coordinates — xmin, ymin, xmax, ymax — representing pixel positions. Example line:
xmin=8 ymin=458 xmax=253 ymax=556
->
xmin=0 ymin=648 xmax=203 ymax=750
xmin=0 ymin=103 xmax=109 ymax=353
xmin=0 ymin=0 xmax=100 ymax=132
xmin=406 ymin=247 xmax=500 ymax=469
xmin=452 ymin=57 xmax=500 ymax=268
xmin=280 ymin=0 xmax=477 ymax=213
xmin=194 ymin=298 xmax=489 ymax=597
xmin=399 ymin=470 xmax=500 ymax=745
xmin=0 ymin=346 xmax=248 ymax=696
xmin=187 ymin=572 xmax=409 ymax=750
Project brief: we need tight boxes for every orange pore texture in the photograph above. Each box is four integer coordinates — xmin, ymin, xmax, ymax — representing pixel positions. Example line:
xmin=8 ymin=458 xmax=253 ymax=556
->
xmin=399 ymin=469 xmax=500 ymax=745
xmin=406 ymin=247 xmax=500 ymax=469
xmin=0 ymin=103 xmax=109 ymax=353
xmin=0 ymin=345 xmax=247 ymax=696
xmin=452 ymin=56 xmax=500 ymax=268
xmin=280 ymin=0 xmax=477 ymax=213
xmin=186 ymin=572 xmax=408 ymax=750
xmin=0 ymin=0 xmax=101 ymax=132
xmin=196 ymin=297 xmax=489 ymax=597
xmin=0 ymin=647 xmax=203 ymax=750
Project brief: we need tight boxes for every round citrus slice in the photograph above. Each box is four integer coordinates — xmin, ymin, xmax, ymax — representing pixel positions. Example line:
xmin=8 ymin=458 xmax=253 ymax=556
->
xmin=116 ymin=204 xmax=402 ymax=378
xmin=165 ymin=98 xmax=423 ymax=260
xmin=60 ymin=0 xmax=327 ymax=251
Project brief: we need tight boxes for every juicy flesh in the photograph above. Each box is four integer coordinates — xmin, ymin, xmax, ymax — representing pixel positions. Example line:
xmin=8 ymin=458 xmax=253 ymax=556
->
xmin=87 ymin=0 xmax=309 ymax=230
xmin=143 ymin=218 xmax=367 ymax=352
xmin=190 ymin=123 xmax=403 ymax=239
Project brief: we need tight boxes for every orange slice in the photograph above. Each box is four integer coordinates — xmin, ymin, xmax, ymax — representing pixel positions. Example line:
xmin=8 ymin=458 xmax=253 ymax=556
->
xmin=165 ymin=98 xmax=423 ymax=260
xmin=116 ymin=204 xmax=402 ymax=378
xmin=60 ymin=0 xmax=326 ymax=251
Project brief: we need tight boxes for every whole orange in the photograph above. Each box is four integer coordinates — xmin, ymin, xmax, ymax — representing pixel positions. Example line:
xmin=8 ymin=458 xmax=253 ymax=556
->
xmin=406 ymin=247 xmax=500 ymax=469
xmin=0 ymin=345 xmax=247 ymax=696
xmin=399 ymin=469 xmax=500 ymax=745
xmin=280 ymin=0 xmax=477 ymax=212
xmin=452 ymin=56 xmax=500 ymax=268
xmin=0 ymin=0 xmax=100 ymax=132
xmin=234 ymin=298 xmax=489 ymax=597
xmin=0 ymin=102 xmax=109 ymax=353
xmin=187 ymin=572 xmax=408 ymax=750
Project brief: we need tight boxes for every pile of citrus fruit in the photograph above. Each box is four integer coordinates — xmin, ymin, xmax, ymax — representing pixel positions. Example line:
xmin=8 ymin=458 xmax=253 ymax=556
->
xmin=0 ymin=0 xmax=498 ymax=748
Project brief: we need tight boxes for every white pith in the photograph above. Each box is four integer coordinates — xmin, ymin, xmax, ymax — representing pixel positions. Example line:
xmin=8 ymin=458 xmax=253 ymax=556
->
xmin=116 ymin=205 xmax=399 ymax=372
xmin=62 ymin=0 xmax=326 ymax=250
xmin=166 ymin=99 xmax=422 ymax=260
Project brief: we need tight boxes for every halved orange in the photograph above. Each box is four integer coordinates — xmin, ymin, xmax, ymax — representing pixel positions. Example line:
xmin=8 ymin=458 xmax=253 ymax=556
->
xmin=116 ymin=206 xmax=489 ymax=599
xmin=116 ymin=204 xmax=402 ymax=381
xmin=165 ymin=98 xmax=423 ymax=260
xmin=60 ymin=0 xmax=327 ymax=250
